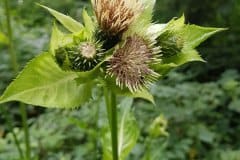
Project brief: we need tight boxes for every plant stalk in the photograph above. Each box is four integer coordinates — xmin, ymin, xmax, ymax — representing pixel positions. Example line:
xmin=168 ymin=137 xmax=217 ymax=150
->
xmin=4 ymin=0 xmax=18 ymax=72
xmin=20 ymin=103 xmax=31 ymax=160
xmin=0 ymin=107 xmax=24 ymax=159
xmin=4 ymin=0 xmax=31 ymax=159
xmin=94 ymin=96 xmax=101 ymax=159
xmin=104 ymin=88 xmax=118 ymax=160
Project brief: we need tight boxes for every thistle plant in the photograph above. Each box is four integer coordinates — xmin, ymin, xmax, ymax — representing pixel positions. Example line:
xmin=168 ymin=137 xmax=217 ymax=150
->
xmin=0 ymin=0 xmax=224 ymax=159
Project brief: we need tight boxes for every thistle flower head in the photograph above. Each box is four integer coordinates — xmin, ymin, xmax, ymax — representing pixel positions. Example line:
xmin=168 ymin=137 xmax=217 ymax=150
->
xmin=92 ymin=0 xmax=142 ymax=36
xmin=107 ymin=35 xmax=160 ymax=92
xmin=55 ymin=41 xmax=103 ymax=72
xmin=79 ymin=42 xmax=97 ymax=59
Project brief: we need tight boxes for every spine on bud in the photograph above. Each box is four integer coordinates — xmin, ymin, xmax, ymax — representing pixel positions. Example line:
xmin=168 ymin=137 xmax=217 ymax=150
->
xmin=157 ymin=31 xmax=184 ymax=57
xmin=55 ymin=41 xmax=103 ymax=72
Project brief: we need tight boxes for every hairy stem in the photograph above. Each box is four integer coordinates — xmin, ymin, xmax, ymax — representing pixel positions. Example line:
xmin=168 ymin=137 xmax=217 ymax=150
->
xmin=4 ymin=0 xmax=31 ymax=159
xmin=104 ymin=88 xmax=118 ymax=160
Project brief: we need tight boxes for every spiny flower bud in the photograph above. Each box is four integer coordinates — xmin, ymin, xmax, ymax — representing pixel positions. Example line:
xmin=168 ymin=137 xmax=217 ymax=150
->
xmin=107 ymin=35 xmax=160 ymax=92
xmin=157 ymin=31 xmax=184 ymax=57
xmin=92 ymin=0 xmax=142 ymax=36
xmin=55 ymin=42 xmax=103 ymax=72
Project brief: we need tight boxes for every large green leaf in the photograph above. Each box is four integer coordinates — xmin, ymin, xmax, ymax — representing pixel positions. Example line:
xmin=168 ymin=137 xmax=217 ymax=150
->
xmin=102 ymin=98 xmax=139 ymax=160
xmin=0 ymin=53 xmax=93 ymax=108
xmin=0 ymin=32 xmax=9 ymax=45
xmin=182 ymin=25 xmax=226 ymax=48
xmin=38 ymin=4 xmax=83 ymax=33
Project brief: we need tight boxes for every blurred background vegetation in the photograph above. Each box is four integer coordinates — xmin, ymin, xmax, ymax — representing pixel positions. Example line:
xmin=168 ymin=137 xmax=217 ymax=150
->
xmin=0 ymin=0 xmax=239 ymax=159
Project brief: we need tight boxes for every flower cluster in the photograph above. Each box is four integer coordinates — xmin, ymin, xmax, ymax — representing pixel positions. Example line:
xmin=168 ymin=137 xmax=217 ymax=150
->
xmin=54 ymin=0 xmax=163 ymax=92
xmin=0 ymin=1 xmax=223 ymax=109
xmin=94 ymin=0 xmax=162 ymax=92
xmin=51 ymin=0 xmax=223 ymax=93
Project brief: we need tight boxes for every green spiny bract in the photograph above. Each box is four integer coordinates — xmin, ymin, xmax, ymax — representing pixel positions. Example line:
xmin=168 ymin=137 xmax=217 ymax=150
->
xmin=157 ymin=30 xmax=184 ymax=58
xmin=55 ymin=41 xmax=103 ymax=72
xmin=35 ymin=2 xmax=223 ymax=97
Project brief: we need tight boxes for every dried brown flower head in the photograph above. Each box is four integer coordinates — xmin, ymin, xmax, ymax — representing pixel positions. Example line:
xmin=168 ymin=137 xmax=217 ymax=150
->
xmin=92 ymin=0 xmax=142 ymax=36
xmin=107 ymin=35 xmax=160 ymax=92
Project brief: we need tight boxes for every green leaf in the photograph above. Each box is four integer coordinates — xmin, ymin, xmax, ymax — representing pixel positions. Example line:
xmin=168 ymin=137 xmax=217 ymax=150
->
xmin=147 ymin=24 xmax=167 ymax=39
xmin=163 ymin=48 xmax=205 ymax=66
xmin=0 ymin=32 xmax=9 ymax=45
xmin=50 ymin=24 xmax=73 ymax=55
xmin=140 ymin=0 xmax=156 ymax=22
xmin=159 ymin=15 xmax=184 ymax=33
xmin=154 ymin=15 xmax=224 ymax=75
xmin=0 ymin=53 xmax=93 ymax=108
xmin=102 ymin=98 xmax=139 ymax=160
xmin=82 ymin=9 xmax=95 ymax=37
xmin=38 ymin=4 xmax=83 ymax=33
xmin=182 ymin=25 xmax=226 ymax=48
xmin=220 ymin=150 xmax=240 ymax=160
xmin=156 ymin=15 xmax=186 ymax=58
xmin=229 ymin=99 xmax=240 ymax=113
xmin=158 ymin=15 xmax=225 ymax=51
xmin=197 ymin=125 xmax=215 ymax=143
xmin=126 ymin=0 xmax=156 ymax=36
xmin=153 ymin=49 xmax=204 ymax=76
xmin=129 ymin=89 xmax=155 ymax=105
xmin=152 ymin=63 xmax=177 ymax=76
xmin=167 ymin=14 xmax=185 ymax=30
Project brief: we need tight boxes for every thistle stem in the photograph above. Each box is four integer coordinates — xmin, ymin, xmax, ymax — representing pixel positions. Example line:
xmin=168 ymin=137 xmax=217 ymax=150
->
xmin=104 ymin=88 xmax=118 ymax=160
xmin=4 ymin=0 xmax=31 ymax=159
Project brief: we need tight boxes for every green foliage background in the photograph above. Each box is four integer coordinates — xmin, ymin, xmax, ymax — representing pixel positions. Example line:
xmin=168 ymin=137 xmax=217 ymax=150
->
xmin=0 ymin=0 xmax=239 ymax=159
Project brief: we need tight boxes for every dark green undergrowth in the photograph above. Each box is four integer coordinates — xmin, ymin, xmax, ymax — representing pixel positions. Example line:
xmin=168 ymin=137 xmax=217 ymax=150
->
xmin=0 ymin=69 xmax=239 ymax=160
